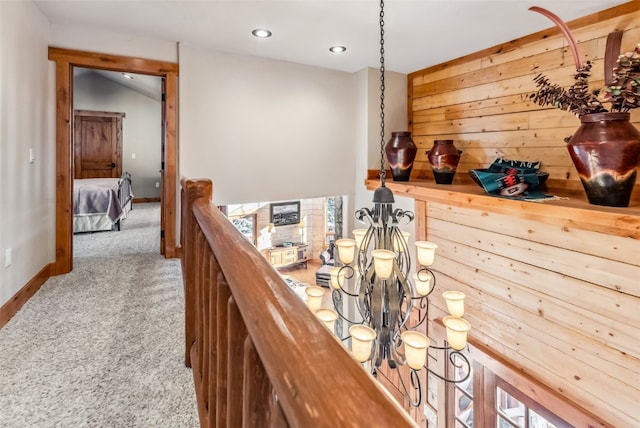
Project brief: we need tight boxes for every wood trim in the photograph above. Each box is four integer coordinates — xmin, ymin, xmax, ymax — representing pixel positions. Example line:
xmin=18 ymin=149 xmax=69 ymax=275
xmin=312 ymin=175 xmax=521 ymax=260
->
xmin=407 ymin=1 xmax=639 ymax=80
xmin=54 ymin=60 xmax=73 ymax=275
xmin=367 ymin=179 xmax=640 ymax=239
xmin=0 ymin=264 xmax=53 ymax=329
xmin=164 ymin=72 xmax=178 ymax=258
xmin=133 ymin=197 xmax=161 ymax=204
xmin=49 ymin=47 xmax=179 ymax=275
xmin=48 ymin=47 xmax=178 ymax=75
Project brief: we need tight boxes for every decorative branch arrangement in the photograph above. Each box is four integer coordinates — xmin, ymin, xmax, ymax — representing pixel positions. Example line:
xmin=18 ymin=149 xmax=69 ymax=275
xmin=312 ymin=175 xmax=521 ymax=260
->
xmin=529 ymin=6 xmax=640 ymax=116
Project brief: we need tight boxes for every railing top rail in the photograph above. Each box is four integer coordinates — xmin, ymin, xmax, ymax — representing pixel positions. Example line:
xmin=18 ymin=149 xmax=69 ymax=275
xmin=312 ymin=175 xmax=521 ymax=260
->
xmin=190 ymin=194 xmax=416 ymax=428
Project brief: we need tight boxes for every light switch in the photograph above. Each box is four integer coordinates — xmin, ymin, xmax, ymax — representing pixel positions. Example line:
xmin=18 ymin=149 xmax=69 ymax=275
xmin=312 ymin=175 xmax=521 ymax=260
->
xmin=29 ymin=148 xmax=35 ymax=164
xmin=5 ymin=248 xmax=12 ymax=267
xmin=131 ymin=153 xmax=136 ymax=159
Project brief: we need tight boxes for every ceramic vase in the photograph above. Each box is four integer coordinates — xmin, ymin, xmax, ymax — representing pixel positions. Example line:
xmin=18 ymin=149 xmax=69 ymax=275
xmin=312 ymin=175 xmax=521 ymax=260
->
xmin=385 ymin=131 xmax=417 ymax=182
xmin=566 ymin=112 xmax=640 ymax=207
xmin=427 ymin=140 xmax=462 ymax=184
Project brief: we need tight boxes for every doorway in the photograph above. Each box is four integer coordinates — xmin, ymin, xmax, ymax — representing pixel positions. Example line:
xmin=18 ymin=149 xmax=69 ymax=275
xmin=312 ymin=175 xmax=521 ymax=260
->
xmin=49 ymin=47 xmax=179 ymax=275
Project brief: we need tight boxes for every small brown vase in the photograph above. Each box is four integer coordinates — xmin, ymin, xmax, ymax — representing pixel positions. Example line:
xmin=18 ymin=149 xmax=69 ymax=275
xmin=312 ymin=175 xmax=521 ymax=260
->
xmin=567 ymin=112 xmax=640 ymax=207
xmin=385 ymin=131 xmax=417 ymax=182
xmin=427 ymin=140 xmax=462 ymax=184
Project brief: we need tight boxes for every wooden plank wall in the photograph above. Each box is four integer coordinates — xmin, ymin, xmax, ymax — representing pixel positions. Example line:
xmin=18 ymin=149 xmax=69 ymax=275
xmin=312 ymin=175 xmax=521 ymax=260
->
xmin=406 ymin=4 xmax=640 ymax=425
xmin=408 ymin=3 xmax=640 ymax=197
xmin=425 ymin=202 xmax=640 ymax=426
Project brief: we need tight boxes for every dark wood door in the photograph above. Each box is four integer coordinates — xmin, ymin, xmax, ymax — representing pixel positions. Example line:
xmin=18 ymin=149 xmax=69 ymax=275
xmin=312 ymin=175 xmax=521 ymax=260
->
xmin=74 ymin=110 xmax=124 ymax=179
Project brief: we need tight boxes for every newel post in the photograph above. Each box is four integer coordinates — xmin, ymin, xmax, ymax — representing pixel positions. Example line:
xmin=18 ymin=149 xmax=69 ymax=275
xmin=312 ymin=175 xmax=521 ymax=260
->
xmin=181 ymin=178 xmax=213 ymax=367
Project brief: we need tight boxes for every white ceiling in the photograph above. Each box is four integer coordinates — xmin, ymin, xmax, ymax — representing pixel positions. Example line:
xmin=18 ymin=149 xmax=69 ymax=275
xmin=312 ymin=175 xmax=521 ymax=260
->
xmin=35 ymin=0 xmax=628 ymax=74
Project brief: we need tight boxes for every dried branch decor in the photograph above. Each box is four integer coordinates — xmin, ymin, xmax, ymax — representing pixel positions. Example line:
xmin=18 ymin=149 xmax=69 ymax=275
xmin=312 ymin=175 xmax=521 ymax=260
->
xmin=529 ymin=6 xmax=640 ymax=116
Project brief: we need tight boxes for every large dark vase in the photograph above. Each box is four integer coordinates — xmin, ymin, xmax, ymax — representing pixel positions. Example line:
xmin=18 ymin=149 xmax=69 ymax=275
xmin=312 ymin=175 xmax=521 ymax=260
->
xmin=427 ymin=139 xmax=462 ymax=184
xmin=567 ymin=112 xmax=640 ymax=207
xmin=385 ymin=131 xmax=417 ymax=181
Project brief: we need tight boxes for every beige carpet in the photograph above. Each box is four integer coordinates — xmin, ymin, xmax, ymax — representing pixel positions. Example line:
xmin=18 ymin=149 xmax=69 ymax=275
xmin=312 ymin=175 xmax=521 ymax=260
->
xmin=0 ymin=203 xmax=198 ymax=427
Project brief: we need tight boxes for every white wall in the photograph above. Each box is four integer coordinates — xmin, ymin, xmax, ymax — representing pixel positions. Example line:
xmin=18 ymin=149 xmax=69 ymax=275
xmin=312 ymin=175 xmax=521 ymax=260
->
xmin=49 ymin=24 xmax=178 ymax=63
xmin=74 ymin=72 xmax=162 ymax=198
xmin=178 ymin=43 xmax=358 ymax=205
xmin=353 ymin=68 xmax=413 ymax=236
xmin=0 ymin=1 xmax=55 ymax=306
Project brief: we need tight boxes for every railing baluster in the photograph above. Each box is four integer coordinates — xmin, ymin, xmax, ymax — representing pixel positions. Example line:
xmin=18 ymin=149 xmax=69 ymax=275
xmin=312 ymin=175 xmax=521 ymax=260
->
xmin=217 ymin=274 xmax=231 ymax=427
xmin=201 ymin=250 xmax=212 ymax=414
xmin=208 ymin=254 xmax=221 ymax=427
xmin=243 ymin=337 xmax=271 ymax=428
xmin=196 ymin=229 xmax=205 ymax=380
xmin=227 ymin=297 xmax=248 ymax=427
xmin=193 ymin=228 xmax=207 ymax=425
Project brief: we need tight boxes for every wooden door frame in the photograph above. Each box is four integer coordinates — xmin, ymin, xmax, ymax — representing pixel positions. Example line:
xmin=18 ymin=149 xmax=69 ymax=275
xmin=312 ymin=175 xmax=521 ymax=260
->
xmin=49 ymin=47 xmax=179 ymax=275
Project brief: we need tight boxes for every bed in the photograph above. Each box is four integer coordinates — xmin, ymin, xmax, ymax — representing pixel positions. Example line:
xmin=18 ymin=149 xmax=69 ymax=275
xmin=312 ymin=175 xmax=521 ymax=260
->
xmin=73 ymin=172 xmax=133 ymax=233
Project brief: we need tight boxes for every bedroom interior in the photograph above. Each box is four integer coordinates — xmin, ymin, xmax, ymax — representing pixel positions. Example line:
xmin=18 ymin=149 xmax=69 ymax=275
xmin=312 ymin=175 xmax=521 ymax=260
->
xmin=1 ymin=1 xmax=639 ymax=427
xmin=71 ymin=68 xmax=162 ymax=236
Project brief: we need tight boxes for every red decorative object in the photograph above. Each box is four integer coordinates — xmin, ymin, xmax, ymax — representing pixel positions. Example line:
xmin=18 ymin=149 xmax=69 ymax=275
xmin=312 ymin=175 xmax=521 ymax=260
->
xmin=385 ymin=131 xmax=417 ymax=182
xmin=426 ymin=139 xmax=462 ymax=184
xmin=567 ymin=112 xmax=640 ymax=207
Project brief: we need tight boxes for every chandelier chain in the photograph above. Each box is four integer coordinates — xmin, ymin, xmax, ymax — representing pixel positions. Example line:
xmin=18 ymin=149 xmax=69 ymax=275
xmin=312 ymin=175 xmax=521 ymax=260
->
xmin=379 ymin=0 xmax=386 ymax=182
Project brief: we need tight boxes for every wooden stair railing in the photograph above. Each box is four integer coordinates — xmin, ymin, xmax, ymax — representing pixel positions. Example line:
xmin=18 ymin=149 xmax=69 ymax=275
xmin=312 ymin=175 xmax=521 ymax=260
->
xmin=180 ymin=178 xmax=416 ymax=427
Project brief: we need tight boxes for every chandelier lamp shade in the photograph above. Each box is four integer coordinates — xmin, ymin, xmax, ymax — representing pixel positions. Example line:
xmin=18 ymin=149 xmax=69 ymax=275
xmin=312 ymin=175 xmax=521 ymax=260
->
xmin=302 ymin=0 xmax=472 ymax=408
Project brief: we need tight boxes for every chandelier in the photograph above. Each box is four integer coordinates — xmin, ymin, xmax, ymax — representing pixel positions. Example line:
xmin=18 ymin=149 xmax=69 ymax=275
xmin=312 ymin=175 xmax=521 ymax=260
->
xmin=305 ymin=0 xmax=472 ymax=407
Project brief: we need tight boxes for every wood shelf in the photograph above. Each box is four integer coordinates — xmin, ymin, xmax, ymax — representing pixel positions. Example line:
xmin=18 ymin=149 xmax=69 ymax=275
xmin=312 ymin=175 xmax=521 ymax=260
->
xmin=365 ymin=179 xmax=640 ymax=239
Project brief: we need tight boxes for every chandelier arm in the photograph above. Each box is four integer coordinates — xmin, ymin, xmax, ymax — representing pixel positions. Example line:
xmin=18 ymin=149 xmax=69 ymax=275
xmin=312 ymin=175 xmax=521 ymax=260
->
xmin=403 ymin=296 xmax=429 ymax=330
xmin=395 ymin=367 xmax=422 ymax=408
xmin=424 ymin=350 xmax=472 ymax=384
xmin=392 ymin=208 xmax=414 ymax=224
xmin=391 ymin=261 xmax=414 ymax=333
xmin=355 ymin=207 xmax=375 ymax=224
xmin=335 ymin=265 xmax=361 ymax=298
xmin=357 ymin=276 xmax=373 ymax=324
xmin=331 ymin=290 xmax=367 ymax=325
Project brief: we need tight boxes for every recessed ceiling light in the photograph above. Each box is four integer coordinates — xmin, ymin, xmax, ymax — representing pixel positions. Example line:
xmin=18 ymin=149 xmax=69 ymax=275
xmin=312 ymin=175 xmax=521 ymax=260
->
xmin=329 ymin=45 xmax=347 ymax=54
xmin=252 ymin=29 xmax=272 ymax=38
xmin=121 ymin=72 xmax=133 ymax=79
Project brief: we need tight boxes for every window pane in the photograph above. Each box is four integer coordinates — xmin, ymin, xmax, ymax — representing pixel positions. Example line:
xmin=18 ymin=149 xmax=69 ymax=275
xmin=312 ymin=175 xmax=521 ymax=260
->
xmin=231 ymin=216 xmax=254 ymax=242
xmin=326 ymin=197 xmax=335 ymax=232
xmin=530 ymin=409 xmax=559 ymax=428
xmin=453 ymin=354 xmax=473 ymax=395
xmin=497 ymin=387 xmax=526 ymax=427
xmin=456 ymin=418 xmax=472 ymax=428
xmin=455 ymin=389 xmax=473 ymax=424
xmin=498 ymin=415 xmax=519 ymax=428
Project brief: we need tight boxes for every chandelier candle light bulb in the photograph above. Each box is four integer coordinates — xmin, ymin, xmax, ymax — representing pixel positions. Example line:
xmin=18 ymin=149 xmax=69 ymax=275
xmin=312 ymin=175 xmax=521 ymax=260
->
xmin=442 ymin=290 xmax=466 ymax=317
xmin=315 ymin=308 xmax=339 ymax=332
xmin=335 ymin=239 xmax=357 ymax=265
xmin=349 ymin=325 xmax=377 ymax=363
xmin=393 ymin=231 xmax=411 ymax=253
xmin=371 ymin=249 xmax=396 ymax=279
xmin=415 ymin=241 xmax=438 ymax=266
xmin=443 ymin=316 xmax=471 ymax=351
xmin=412 ymin=272 xmax=433 ymax=296
xmin=329 ymin=266 xmax=346 ymax=290
xmin=305 ymin=286 xmax=325 ymax=313
xmin=401 ymin=331 xmax=430 ymax=370
xmin=352 ymin=229 xmax=367 ymax=249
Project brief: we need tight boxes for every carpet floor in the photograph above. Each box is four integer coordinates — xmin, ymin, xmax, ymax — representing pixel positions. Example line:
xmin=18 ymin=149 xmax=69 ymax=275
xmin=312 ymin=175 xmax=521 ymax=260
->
xmin=0 ymin=203 xmax=199 ymax=427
